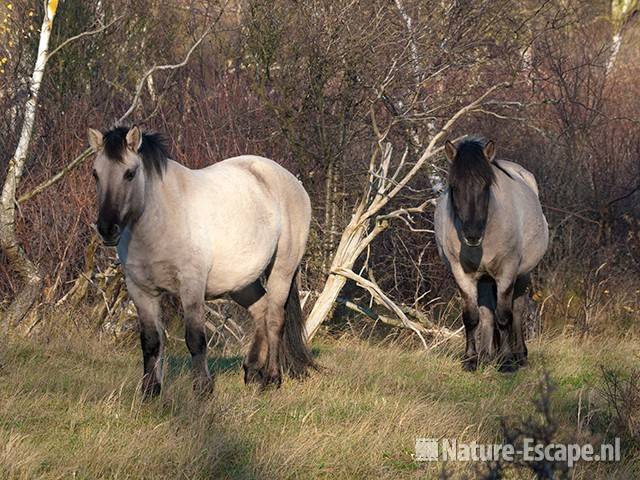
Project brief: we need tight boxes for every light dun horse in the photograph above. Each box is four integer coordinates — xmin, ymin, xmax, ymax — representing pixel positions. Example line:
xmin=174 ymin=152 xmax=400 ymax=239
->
xmin=88 ymin=125 xmax=315 ymax=395
xmin=434 ymin=138 xmax=548 ymax=372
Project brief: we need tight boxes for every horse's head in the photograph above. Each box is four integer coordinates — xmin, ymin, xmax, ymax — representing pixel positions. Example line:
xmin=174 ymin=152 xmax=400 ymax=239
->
xmin=445 ymin=138 xmax=496 ymax=248
xmin=88 ymin=126 xmax=167 ymax=246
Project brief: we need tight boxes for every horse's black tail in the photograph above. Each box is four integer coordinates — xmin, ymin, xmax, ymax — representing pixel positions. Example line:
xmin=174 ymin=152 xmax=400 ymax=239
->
xmin=279 ymin=271 xmax=317 ymax=378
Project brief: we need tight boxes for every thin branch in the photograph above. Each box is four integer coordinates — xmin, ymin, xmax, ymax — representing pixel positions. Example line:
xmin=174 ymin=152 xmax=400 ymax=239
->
xmin=376 ymin=200 xmax=434 ymax=233
xmin=118 ymin=20 xmax=218 ymax=124
xmin=47 ymin=15 xmax=124 ymax=60
xmin=18 ymin=147 xmax=92 ymax=204
xmin=542 ymin=204 xmax=600 ymax=225
xmin=606 ymin=183 xmax=640 ymax=207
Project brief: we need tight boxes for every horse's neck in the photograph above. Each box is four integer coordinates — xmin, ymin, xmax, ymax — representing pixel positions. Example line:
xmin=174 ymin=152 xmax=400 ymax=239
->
xmin=133 ymin=161 xmax=183 ymax=238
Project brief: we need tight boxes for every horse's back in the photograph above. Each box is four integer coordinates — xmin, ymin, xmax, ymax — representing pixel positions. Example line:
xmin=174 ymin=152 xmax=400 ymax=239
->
xmin=214 ymin=155 xmax=311 ymax=238
xmin=190 ymin=155 xmax=310 ymax=294
xmin=494 ymin=160 xmax=548 ymax=273
xmin=495 ymin=160 xmax=540 ymax=197
xmin=203 ymin=156 xmax=309 ymax=211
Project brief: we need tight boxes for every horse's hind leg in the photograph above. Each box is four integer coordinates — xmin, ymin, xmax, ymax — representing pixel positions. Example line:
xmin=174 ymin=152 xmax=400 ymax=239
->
xmin=262 ymin=254 xmax=312 ymax=387
xmin=179 ymin=281 xmax=213 ymax=395
xmin=261 ymin=271 xmax=292 ymax=387
xmin=511 ymin=274 xmax=530 ymax=367
xmin=127 ymin=281 xmax=163 ymax=398
xmin=231 ymin=281 xmax=268 ymax=385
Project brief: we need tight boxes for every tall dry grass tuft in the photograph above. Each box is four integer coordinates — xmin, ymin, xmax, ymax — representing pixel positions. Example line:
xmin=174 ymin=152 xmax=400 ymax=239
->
xmin=1 ymin=317 xmax=639 ymax=478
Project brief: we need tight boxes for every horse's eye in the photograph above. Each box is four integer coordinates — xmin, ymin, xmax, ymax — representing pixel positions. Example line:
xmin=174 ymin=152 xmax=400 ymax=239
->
xmin=124 ymin=168 xmax=137 ymax=181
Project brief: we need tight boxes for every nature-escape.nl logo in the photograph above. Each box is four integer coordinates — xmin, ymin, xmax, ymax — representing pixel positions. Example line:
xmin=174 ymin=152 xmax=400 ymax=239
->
xmin=415 ymin=438 xmax=621 ymax=467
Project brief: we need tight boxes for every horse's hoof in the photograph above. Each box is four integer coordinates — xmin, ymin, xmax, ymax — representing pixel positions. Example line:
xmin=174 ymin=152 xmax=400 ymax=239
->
xmin=243 ymin=363 xmax=265 ymax=385
xmin=260 ymin=372 xmax=282 ymax=390
xmin=141 ymin=381 xmax=161 ymax=399
xmin=462 ymin=357 xmax=478 ymax=372
xmin=476 ymin=351 xmax=495 ymax=365
xmin=513 ymin=352 xmax=529 ymax=367
xmin=193 ymin=377 xmax=215 ymax=397
xmin=497 ymin=356 xmax=518 ymax=373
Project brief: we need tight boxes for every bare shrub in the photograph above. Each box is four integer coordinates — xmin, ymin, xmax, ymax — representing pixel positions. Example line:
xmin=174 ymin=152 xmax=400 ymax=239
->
xmin=598 ymin=368 xmax=640 ymax=447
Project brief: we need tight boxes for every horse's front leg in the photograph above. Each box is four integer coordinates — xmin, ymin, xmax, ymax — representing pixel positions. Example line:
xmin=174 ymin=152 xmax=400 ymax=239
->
xmin=460 ymin=290 xmax=481 ymax=371
xmin=453 ymin=269 xmax=480 ymax=371
xmin=180 ymin=284 xmax=213 ymax=395
xmin=495 ymin=277 xmax=517 ymax=372
xmin=128 ymin=282 xmax=163 ymax=398
xmin=476 ymin=278 xmax=497 ymax=364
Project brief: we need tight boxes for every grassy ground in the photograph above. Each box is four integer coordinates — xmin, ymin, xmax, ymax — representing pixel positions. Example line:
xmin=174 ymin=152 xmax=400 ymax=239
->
xmin=0 ymin=328 xmax=639 ymax=479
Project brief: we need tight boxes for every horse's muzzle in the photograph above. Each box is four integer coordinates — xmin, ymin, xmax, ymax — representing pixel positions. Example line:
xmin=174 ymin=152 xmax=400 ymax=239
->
xmin=101 ymin=235 xmax=120 ymax=247
xmin=463 ymin=236 xmax=482 ymax=247
xmin=97 ymin=222 xmax=121 ymax=247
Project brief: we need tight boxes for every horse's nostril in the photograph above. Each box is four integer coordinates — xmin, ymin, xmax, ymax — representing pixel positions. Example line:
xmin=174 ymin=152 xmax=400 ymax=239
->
xmin=464 ymin=235 xmax=482 ymax=246
xmin=112 ymin=224 xmax=120 ymax=235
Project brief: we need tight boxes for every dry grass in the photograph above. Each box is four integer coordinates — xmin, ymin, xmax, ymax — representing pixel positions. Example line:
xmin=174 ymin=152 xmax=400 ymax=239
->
xmin=0 ymin=323 xmax=639 ymax=479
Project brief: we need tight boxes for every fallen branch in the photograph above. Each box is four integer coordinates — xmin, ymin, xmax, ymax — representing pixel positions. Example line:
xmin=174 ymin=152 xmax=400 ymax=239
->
xmin=334 ymin=267 xmax=428 ymax=348
xmin=337 ymin=296 xmax=460 ymax=340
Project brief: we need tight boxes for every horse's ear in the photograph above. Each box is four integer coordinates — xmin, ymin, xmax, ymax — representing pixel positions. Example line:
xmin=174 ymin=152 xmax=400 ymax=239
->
xmin=126 ymin=126 xmax=143 ymax=152
xmin=87 ymin=128 xmax=103 ymax=151
xmin=444 ymin=140 xmax=456 ymax=163
xmin=483 ymin=140 xmax=496 ymax=162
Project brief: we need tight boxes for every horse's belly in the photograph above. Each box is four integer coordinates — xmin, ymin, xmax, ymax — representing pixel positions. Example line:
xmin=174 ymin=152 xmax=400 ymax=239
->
xmin=519 ymin=214 xmax=549 ymax=274
xmin=205 ymin=234 xmax=277 ymax=296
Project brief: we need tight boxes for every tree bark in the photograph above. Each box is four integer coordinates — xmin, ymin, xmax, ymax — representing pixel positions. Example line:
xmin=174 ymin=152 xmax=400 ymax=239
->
xmin=321 ymin=157 xmax=336 ymax=273
xmin=1 ymin=0 xmax=59 ymax=327
xmin=306 ymin=221 xmax=367 ymax=339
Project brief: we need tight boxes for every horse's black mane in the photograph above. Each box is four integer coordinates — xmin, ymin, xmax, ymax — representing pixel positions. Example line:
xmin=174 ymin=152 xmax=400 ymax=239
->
xmin=448 ymin=137 xmax=495 ymax=189
xmin=103 ymin=126 xmax=170 ymax=179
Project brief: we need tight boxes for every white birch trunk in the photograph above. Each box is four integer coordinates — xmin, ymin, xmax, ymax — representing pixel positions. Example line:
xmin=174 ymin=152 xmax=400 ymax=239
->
xmin=606 ymin=0 xmax=638 ymax=75
xmin=606 ymin=32 xmax=623 ymax=75
xmin=1 ymin=0 xmax=58 ymax=326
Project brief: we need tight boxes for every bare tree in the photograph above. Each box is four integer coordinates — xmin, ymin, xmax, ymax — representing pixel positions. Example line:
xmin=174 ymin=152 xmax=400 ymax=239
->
xmin=305 ymin=83 xmax=507 ymax=342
